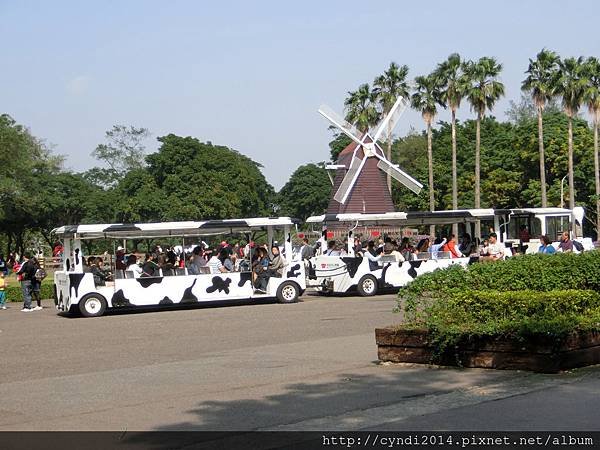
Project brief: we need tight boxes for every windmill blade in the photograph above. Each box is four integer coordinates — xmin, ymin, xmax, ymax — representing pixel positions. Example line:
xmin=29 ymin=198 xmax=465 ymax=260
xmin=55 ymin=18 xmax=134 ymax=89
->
xmin=318 ymin=104 xmax=365 ymax=146
xmin=371 ymin=96 xmax=409 ymax=143
xmin=376 ymin=158 xmax=423 ymax=194
xmin=333 ymin=156 xmax=367 ymax=204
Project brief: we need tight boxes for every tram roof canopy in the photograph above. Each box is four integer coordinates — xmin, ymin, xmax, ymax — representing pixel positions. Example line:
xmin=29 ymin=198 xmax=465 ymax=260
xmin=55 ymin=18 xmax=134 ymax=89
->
xmin=306 ymin=208 xmax=575 ymax=226
xmin=52 ymin=217 xmax=299 ymax=240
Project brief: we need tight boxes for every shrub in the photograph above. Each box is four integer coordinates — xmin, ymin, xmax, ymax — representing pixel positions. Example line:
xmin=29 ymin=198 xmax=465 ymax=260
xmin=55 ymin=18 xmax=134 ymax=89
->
xmin=4 ymin=279 xmax=54 ymax=303
xmin=399 ymin=252 xmax=600 ymax=318
xmin=400 ymin=289 xmax=600 ymax=362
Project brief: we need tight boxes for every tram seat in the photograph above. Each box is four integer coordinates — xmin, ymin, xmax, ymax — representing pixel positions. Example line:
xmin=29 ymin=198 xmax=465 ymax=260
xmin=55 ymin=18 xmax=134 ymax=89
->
xmin=415 ymin=252 xmax=430 ymax=261
xmin=124 ymin=270 xmax=136 ymax=279
xmin=175 ymin=268 xmax=187 ymax=276
xmin=114 ymin=270 xmax=125 ymax=280
xmin=198 ymin=266 xmax=210 ymax=274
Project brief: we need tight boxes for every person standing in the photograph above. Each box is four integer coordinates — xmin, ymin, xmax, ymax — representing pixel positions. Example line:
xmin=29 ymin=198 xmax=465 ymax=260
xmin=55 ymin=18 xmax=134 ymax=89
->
xmin=0 ymin=254 xmax=8 ymax=276
xmin=30 ymin=257 xmax=43 ymax=310
xmin=0 ymin=272 xmax=7 ymax=309
xmin=16 ymin=253 xmax=36 ymax=312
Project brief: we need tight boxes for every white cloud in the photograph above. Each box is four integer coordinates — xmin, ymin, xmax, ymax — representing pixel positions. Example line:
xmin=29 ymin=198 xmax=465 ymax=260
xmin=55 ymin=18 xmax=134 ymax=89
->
xmin=66 ymin=75 xmax=91 ymax=95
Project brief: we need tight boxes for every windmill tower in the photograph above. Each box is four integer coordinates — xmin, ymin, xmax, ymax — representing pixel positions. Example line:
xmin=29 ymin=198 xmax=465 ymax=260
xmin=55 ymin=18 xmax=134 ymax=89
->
xmin=319 ymin=97 xmax=423 ymax=215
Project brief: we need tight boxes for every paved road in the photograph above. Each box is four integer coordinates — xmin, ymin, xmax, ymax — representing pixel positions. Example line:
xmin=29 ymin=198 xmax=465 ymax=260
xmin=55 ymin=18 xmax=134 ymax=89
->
xmin=0 ymin=294 xmax=599 ymax=433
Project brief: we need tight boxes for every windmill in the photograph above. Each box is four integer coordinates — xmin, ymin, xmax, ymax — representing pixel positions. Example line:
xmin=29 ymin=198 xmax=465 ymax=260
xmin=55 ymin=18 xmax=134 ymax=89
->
xmin=319 ymin=97 xmax=423 ymax=212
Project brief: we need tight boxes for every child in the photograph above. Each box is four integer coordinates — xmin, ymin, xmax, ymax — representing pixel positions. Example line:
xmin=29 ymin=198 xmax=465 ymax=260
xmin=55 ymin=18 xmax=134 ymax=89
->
xmin=0 ymin=272 xmax=7 ymax=309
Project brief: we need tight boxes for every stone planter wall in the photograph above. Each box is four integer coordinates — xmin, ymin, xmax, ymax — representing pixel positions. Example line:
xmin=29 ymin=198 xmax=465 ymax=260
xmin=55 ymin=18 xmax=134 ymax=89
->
xmin=375 ymin=327 xmax=600 ymax=373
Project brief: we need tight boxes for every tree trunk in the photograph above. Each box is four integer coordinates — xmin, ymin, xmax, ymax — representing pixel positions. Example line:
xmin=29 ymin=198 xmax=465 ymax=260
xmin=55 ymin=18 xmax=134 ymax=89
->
xmin=451 ymin=108 xmax=458 ymax=237
xmin=474 ymin=112 xmax=482 ymax=239
xmin=386 ymin=122 xmax=392 ymax=193
xmin=6 ymin=233 xmax=12 ymax=257
xmin=568 ymin=116 xmax=575 ymax=215
xmin=594 ymin=118 xmax=600 ymax=241
xmin=427 ymin=120 xmax=435 ymax=238
xmin=538 ymin=106 xmax=547 ymax=207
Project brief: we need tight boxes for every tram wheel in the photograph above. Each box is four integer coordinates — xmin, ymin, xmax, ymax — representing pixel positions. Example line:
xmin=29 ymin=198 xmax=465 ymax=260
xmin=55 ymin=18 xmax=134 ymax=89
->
xmin=357 ymin=275 xmax=378 ymax=297
xmin=276 ymin=281 xmax=300 ymax=304
xmin=79 ymin=293 xmax=107 ymax=317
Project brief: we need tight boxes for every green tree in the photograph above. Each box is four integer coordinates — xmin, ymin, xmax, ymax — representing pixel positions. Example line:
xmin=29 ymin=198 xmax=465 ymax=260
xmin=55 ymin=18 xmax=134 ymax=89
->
xmin=142 ymin=135 xmax=275 ymax=220
xmin=278 ymin=163 xmax=332 ymax=221
xmin=91 ymin=125 xmax=150 ymax=186
xmin=521 ymin=48 xmax=560 ymax=207
xmin=328 ymin=132 xmax=352 ymax=162
xmin=344 ymin=83 xmax=380 ymax=133
xmin=374 ymin=62 xmax=410 ymax=192
xmin=555 ymin=56 xmax=587 ymax=214
xmin=583 ymin=56 xmax=600 ymax=237
xmin=435 ymin=53 xmax=469 ymax=220
xmin=464 ymin=57 xmax=505 ymax=236
xmin=411 ymin=74 xmax=443 ymax=236
xmin=0 ymin=114 xmax=62 ymax=254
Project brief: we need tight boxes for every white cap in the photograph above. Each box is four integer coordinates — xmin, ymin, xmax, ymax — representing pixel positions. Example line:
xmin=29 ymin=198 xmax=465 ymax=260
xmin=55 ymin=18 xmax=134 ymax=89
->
xmin=117 ymin=246 xmax=124 ymax=251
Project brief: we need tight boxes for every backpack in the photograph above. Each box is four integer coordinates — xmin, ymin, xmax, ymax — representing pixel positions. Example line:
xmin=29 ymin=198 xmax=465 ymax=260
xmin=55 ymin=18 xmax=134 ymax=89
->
xmin=573 ymin=240 xmax=584 ymax=252
xmin=35 ymin=268 xmax=47 ymax=281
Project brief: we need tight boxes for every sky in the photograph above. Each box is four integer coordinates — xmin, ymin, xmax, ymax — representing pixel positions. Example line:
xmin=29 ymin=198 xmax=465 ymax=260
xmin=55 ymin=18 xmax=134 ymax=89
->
xmin=1 ymin=0 xmax=599 ymax=189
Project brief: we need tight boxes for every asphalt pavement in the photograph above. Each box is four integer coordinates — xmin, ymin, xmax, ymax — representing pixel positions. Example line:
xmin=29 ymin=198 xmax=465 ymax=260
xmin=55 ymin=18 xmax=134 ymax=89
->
xmin=0 ymin=293 xmax=599 ymax=433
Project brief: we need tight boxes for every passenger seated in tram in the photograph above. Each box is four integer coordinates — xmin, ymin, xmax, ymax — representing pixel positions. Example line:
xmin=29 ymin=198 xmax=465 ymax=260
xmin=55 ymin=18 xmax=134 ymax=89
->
xmin=252 ymin=247 xmax=270 ymax=292
xmin=208 ymin=248 xmax=230 ymax=274
xmin=268 ymin=245 xmax=287 ymax=277
xmin=442 ymin=234 xmax=464 ymax=258
xmin=324 ymin=240 xmax=341 ymax=256
xmin=141 ymin=253 xmax=160 ymax=277
xmin=413 ymin=238 xmax=430 ymax=260
xmin=398 ymin=237 xmax=415 ymax=261
xmin=383 ymin=238 xmax=405 ymax=262
xmin=126 ymin=255 xmax=143 ymax=277
xmin=88 ymin=256 xmax=109 ymax=286
xmin=429 ymin=237 xmax=447 ymax=259
xmin=366 ymin=240 xmax=377 ymax=257
xmin=538 ymin=235 xmax=557 ymax=254
xmin=458 ymin=233 xmax=476 ymax=256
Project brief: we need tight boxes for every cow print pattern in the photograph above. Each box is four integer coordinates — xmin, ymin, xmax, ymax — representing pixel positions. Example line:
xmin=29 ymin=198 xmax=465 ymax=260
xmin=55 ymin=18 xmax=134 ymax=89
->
xmin=111 ymin=289 xmax=133 ymax=307
xmin=136 ymin=277 xmax=164 ymax=288
xmin=238 ymin=272 xmax=252 ymax=287
xmin=158 ymin=296 xmax=173 ymax=305
xmin=180 ymin=279 xmax=199 ymax=304
xmin=379 ymin=263 xmax=393 ymax=288
xmin=69 ymin=273 xmax=86 ymax=298
xmin=406 ymin=260 xmax=423 ymax=278
xmin=341 ymin=257 xmax=362 ymax=278
xmin=207 ymin=277 xmax=232 ymax=294
xmin=286 ymin=264 xmax=301 ymax=278
xmin=75 ymin=248 xmax=80 ymax=266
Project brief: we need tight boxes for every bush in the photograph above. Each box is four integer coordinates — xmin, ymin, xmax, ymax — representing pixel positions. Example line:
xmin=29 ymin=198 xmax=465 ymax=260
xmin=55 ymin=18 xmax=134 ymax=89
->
xmin=401 ymin=289 xmax=600 ymax=362
xmin=399 ymin=251 xmax=600 ymax=308
xmin=4 ymin=279 xmax=54 ymax=303
xmin=397 ymin=252 xmax=600 ymax=361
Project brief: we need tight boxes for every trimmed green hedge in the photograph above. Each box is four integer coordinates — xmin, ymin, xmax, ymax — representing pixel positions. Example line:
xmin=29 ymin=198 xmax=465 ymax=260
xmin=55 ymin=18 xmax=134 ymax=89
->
xmin=399 ymin=251 xmax=600 ymax=304
xmin=400 ymin=289 xmax=600 ymax=363
xmin=397 ymin=252 xmax=600 ymax=359
xmin=3 ymin=279 xmax=54 ymax=303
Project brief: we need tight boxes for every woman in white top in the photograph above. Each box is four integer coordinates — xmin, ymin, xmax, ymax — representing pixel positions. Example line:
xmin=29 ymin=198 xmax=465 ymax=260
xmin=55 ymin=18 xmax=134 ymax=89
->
xmin=125 ymin=255 xmax=143 ymax=277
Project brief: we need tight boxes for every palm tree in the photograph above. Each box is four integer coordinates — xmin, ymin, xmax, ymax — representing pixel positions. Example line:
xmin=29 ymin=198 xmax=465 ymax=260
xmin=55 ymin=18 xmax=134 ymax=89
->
xmin=584 ymin=56 xmax=600 ymax=237
xmin=521 ymin=49 xmax=560 ymax=208
xmin=411 ymin=74 xmax=443 ymax=237
xmin=434 ymin=53 xmax=468 ymax=236
xmin=464 ymin=57 xmax=505 ymax=237
xmin=373 ymin=62 xmax=410 ymax=193
xmin=344 ymin=83 xmax=379 ymax=133
xmin=555 ymin=56 xmax=587 ymax=216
